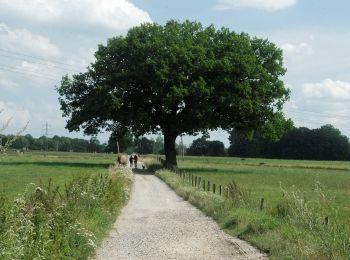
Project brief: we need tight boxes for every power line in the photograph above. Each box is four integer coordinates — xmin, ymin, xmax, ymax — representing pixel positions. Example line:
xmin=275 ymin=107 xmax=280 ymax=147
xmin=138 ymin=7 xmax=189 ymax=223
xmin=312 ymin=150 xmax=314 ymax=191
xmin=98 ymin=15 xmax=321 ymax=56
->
xmin=0 ymin=63 xmax=61 ymax=79
xmin=0 ymin=53 xmax=82 ymax=74
xmin=0 ymin=65 xmax=60 ymax=81
xmin=0 ymin=48 xmax=87 ymax=70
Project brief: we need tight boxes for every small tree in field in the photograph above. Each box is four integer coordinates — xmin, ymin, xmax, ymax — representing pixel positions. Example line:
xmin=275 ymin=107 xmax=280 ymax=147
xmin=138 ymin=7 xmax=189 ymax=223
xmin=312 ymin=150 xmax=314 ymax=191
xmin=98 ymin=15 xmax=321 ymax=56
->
xmin=0 ymin=109 xmax=29 ymax=153
xmin=57 ymin=20 xmax=289 ymax=167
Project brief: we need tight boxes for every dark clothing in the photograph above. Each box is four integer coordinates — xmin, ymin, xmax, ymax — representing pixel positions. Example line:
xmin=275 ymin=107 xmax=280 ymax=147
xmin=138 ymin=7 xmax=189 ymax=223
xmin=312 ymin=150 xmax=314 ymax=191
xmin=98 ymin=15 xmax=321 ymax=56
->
xmin=133 ymin=155 xmax=138 ymax=168
xmin=129 ymin=156 xmax=133 ymax=167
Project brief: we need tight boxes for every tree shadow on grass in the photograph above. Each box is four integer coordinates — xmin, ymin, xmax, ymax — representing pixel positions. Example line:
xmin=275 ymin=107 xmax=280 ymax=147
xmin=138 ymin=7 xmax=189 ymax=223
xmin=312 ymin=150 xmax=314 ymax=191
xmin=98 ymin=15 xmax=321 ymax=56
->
xmin=0 ymin=161 xmax=110 ymax=169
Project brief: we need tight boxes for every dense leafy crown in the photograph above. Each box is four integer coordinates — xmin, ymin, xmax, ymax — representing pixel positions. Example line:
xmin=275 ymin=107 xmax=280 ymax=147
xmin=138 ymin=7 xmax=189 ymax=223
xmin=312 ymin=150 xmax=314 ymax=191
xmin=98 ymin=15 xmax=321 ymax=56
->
xmin=58 ymin=20 xmax=289 ymax=137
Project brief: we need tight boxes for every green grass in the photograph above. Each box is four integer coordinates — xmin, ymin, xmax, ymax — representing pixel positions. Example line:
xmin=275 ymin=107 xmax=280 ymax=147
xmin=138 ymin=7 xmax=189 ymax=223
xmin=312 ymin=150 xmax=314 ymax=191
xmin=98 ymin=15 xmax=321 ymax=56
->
xmin=154 ymin=156 xmax=350 ymax=259
xmin=0 ymin=151 xmax=131 ymax=259
xmin=177 ymin=156 xmax=350 ymax=223
xmin=0 ymin=151 xmax=116 ymax=198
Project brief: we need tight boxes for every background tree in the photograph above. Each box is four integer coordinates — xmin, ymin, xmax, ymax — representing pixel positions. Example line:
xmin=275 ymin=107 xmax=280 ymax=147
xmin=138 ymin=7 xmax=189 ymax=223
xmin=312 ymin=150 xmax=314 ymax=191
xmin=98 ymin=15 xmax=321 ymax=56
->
xmin=207 ymin=140 xmax=226 ymax=156
xmin=228 ymin=124 xmax=350 ymax=161
xmin=152 ymin=135 xmax=164 ymax=154
xmin=134 ymin=137 xmax=154 ymax=154
xmin=57 ymin=20 xmax=289 ymax=166
xmin=106 ymin=131 xmax=134 ymax=153
xmin=187 ymin=137 xmax=209 ymax=156
xmin=187 ymin=137 xmax=226 ymax=156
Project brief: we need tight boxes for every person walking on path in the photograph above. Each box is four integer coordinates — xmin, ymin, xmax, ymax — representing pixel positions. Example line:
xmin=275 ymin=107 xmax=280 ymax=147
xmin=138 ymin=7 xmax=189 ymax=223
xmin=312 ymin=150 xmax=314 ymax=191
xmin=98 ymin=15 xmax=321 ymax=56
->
xmin=133 ymin=154 xmax=138 ymax=168
xmin=129 ymin=155 xmax=133 ymax=168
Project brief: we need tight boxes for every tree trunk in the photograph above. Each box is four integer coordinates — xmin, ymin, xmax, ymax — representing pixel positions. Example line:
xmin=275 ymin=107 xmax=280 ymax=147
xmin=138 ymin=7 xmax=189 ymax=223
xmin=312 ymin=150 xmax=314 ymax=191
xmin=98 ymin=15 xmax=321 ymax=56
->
xmin=163 ymin=130 xmax=177 ymax=168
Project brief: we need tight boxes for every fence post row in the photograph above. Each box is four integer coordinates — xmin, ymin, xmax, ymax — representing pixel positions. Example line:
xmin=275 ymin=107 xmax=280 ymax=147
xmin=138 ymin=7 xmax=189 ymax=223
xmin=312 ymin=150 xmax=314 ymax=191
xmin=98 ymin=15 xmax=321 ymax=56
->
xmin=170 ymin=167 xmax=226 ymax=198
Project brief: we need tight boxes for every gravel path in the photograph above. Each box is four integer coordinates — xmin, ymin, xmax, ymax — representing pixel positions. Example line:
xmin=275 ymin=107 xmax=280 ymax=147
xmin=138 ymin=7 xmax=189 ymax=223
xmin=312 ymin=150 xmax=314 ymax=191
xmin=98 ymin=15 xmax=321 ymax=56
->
xmin=96 ymin=169 xmax=266 ymax=260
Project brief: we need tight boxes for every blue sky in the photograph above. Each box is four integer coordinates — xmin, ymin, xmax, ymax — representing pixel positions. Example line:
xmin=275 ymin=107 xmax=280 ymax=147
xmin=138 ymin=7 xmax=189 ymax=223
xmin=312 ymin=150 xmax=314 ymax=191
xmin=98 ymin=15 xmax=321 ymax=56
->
xmin=1 ymin=0 xmax=350 ymax=147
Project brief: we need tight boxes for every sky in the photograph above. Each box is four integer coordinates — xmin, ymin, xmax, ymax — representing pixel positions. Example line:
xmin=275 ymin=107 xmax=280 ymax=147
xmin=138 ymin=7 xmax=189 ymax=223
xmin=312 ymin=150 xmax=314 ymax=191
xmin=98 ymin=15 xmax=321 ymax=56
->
xmin=1 ymin=0 xmax=350 ymax=147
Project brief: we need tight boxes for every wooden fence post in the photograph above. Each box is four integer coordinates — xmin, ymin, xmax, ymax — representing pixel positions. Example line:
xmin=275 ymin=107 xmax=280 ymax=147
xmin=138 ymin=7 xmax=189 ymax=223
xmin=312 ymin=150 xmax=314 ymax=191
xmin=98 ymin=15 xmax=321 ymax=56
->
xmin=195 ymin=176 xmax=197 ymax=187
xmin=203 ymin=180 xmax=205 ymax=191
xmin=207 ymin=181 xmax=210 ymax=192
xmin=260 ymin=198 xmax=265 ymax=211
xmin=213 ymin=183 xmax=216 ymax=194
xmin=219 ymin=185 xmax=222 ymax=195
xmin=198 ymin=177 xmax=201 ymax=188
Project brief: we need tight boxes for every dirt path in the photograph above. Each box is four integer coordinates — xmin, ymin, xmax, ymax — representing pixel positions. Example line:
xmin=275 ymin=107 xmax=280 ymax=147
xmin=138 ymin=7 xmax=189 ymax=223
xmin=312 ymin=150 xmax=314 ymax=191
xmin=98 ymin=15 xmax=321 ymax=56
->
xmin=96 ymin=169 xmax=266 ymax=259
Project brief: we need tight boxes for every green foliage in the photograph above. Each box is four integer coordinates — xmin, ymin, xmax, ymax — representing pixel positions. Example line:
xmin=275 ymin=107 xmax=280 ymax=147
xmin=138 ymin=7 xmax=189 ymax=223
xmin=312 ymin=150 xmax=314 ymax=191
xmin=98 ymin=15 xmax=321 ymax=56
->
xmin=57 ymin=20 xmax=289 ymax=165
xmin=134 ymin=136 xmax=154 ymax=154
xmin=105 ymin=130 xmax=134 ymax=153
xmin=187 ymin=137 xmax=226 ymax=156
xmin=1 ymin=134 xmax=106 ymax=153
xmin=229 ymin=124 xmax=350 ymax=160
xmin=0 ymin=164 xmax=132 ymax=259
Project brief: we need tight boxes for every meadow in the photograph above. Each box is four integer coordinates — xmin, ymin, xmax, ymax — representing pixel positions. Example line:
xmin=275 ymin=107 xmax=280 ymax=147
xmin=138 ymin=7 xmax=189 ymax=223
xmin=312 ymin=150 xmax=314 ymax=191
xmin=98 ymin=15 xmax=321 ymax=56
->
xmin=0 ymin=151 xmax=131 ymax=259
xmin=0 ymin=151 xmax=116 ymax=198
xmin=177 ymin=156 xmax=350 ymax=221
xmin=155 ymin=156 xmax=350 ymax=259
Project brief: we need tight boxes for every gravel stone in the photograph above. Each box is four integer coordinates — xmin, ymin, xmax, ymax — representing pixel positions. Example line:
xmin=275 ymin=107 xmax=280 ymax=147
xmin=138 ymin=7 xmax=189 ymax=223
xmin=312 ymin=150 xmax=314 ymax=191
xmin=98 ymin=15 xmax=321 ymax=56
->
xmin=96 ymin=171 xmax=267 ymax=260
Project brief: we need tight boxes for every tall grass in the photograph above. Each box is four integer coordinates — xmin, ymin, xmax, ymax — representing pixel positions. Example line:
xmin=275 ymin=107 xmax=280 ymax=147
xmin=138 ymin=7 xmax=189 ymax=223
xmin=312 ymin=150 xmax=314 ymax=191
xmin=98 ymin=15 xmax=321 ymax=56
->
xmin=0 ymin=164 xmax=133 ymax=259
xmin=156 ymin=169 xmax=350 ymax=259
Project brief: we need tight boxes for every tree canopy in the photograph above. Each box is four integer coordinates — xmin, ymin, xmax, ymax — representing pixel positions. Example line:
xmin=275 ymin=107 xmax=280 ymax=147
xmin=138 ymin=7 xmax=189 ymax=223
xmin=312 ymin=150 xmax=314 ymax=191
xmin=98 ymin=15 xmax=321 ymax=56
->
xmin=57 ymin=20 xmax=289 ymax=166
xmin=187 ymin=137 xmax=226 ymax=156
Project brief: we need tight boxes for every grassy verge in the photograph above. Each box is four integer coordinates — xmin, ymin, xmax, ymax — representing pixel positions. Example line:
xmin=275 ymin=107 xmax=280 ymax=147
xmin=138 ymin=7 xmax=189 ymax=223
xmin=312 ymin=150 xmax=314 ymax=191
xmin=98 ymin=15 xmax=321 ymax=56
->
xmin=156 ymin=169 xmax=350 ymax=259
xmin=0 ymin=164 xmax=133 ymax=259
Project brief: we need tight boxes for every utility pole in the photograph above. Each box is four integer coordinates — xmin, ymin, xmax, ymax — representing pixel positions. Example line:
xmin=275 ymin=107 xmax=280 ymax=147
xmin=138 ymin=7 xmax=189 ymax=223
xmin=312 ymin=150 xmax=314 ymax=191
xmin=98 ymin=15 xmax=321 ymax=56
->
xmin=42 ymin=122 xmax=51 ymax=152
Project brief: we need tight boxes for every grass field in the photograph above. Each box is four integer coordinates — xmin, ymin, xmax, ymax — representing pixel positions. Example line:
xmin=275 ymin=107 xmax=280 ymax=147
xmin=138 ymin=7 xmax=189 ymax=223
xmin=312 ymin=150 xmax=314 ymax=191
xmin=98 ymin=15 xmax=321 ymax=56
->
xmin=0 ymin=151 xmax=116 ymax=198
xmin=0 ymin=151 xmax=131 ymax=259
xmin=155 ymin=156 xmax=350 ymax=259
xmin=177 ymin=156 xmax=350 ymax=222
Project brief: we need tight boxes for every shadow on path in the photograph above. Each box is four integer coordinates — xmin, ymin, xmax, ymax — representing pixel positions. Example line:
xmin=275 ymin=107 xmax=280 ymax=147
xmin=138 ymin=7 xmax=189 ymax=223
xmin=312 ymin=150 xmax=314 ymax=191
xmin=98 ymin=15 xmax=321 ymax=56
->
xmin=132 ymin=168 xmax=154 ymax=175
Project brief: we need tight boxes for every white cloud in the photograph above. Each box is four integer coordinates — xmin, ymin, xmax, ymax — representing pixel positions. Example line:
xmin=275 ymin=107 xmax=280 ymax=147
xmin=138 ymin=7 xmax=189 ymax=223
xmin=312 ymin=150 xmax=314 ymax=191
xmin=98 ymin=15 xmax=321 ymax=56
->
xmin=0 ymin=23 xmax=60 ymax=58
xmin=0 ymin=0 xmax=152 ymax=31
xmin=302 ymin=79 xmax=350 ymax=101
xmin=0 ymin=77 xmax=17 ymax=89
xmin=217 ymin=0 xmax=297 ymax=11
xmin=281 ymin=42 xmax=313 ymax=58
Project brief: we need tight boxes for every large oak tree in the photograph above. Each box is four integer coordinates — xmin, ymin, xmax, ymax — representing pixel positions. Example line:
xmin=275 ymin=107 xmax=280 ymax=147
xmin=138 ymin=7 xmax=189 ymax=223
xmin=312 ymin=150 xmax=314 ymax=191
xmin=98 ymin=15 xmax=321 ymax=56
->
xmin=57 ymin=20 xmax=289 ymax=166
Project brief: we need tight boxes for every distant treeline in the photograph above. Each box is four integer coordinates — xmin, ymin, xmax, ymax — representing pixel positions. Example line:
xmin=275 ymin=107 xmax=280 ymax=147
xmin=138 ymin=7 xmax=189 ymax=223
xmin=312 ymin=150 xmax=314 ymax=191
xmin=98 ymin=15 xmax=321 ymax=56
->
xmin=228 ymin=124 xmax=350 ymax=161
xmin=1 ymin=132 xmax=171 ymax=154
xmin=1 ymin=134 xmax=106 ymax=153
xmin=4 ymin=123 xmax=349 ymax=160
